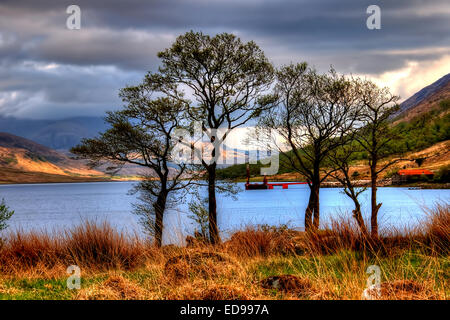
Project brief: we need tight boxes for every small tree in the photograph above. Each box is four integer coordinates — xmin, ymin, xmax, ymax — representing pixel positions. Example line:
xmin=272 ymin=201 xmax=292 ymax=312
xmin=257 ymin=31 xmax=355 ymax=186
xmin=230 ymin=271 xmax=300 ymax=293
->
xmin=187 ymin=191 xmax=210 ymax=240
xmin=72 ymin=87 xmax=191 ymax=247
xmin=355 ymin=79 xmax=400 ymax=237
xmin=328 ymin=143 xmax=368 ymax=235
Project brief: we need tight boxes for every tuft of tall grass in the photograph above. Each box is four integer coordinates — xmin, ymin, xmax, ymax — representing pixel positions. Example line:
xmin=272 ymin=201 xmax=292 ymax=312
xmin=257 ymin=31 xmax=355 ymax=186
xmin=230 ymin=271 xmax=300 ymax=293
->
xmin=224 ymin=225 xmax=299 ymax=257
xmin=64 ymin=221 xmax=146 ymax=270
xmin=0 ymin=231 xmax=64 ymax=273
xmin=0 ymin=221 xmax=152 ymax=274
xmin=421 ymin=202 xmax=450 ymax=255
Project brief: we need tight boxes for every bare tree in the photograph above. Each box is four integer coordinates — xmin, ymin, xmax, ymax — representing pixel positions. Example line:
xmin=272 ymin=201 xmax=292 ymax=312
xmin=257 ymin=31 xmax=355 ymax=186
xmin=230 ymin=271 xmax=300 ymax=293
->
xmin=71 ymin=85 xmax=191 ymax=247
xmin=146 ymin=31 xmax=274 ymax=244
xmin=258 ymin=64 xmax=359 ymax=231
xmin=354 ymin=79 xmax=400 ymax=237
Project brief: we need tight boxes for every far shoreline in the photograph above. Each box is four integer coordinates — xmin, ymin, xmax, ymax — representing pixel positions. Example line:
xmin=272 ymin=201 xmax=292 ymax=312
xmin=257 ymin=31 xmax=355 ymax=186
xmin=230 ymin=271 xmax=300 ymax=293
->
xmin=224 ymin=176 xmax=450 ymax=190
xmin=1 ymin=177 xmax=449 ymax=189
xmin=0 ymin=179 xmax=138 ymax=186
xmin=0 ymin=172 xmax=142 ymax=186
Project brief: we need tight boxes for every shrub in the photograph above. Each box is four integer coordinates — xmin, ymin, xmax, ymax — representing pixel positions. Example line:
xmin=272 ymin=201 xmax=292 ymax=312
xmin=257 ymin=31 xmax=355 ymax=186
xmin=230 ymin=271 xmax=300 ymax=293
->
xmin=439 ymin=98 xmax=450 ymax=111
xmin=0 ymin=199 xmax=14 ymax=232
xmin=434 ymin=165 xmax=450 ymax=183
xmin=422 ymin=202 xmax=450 ymax=255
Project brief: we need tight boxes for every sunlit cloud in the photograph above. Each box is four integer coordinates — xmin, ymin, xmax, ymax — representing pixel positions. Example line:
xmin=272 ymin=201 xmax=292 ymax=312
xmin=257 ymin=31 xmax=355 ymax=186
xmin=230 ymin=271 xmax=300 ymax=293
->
xmin=366 ymin=54 xmax=450 ymax=101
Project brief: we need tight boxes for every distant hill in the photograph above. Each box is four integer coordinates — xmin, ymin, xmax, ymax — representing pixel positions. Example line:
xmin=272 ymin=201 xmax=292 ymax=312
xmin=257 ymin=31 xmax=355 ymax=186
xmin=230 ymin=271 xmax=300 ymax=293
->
xmin=0 ymin=116 xmax=108 ymax=150
xmin=0 ymin=132 xmax=106 ymax=183
xmin=0 ymin=132 xmax=67 ymax=163
xmin=396 ymin=73 xmax=450 ymax=122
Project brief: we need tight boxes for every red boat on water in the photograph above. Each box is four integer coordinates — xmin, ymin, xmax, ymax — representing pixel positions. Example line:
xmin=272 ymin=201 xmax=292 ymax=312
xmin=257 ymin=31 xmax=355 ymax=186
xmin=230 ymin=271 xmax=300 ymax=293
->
xmin=245 ymin=165 xmax=307 ymax=190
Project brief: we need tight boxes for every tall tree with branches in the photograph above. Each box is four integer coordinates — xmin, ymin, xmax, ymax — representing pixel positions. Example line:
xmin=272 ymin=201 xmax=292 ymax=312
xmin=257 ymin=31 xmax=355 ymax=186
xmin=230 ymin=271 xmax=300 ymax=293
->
xmin=71 ymin=85 xmax=191 ymax=247
xmin=258 ymin=64 xmax=359 ymax=231
xmin=146 ymin=31 xmax=274 ymax=244
xmin=354 ymin=79 xmax=400 ymax=237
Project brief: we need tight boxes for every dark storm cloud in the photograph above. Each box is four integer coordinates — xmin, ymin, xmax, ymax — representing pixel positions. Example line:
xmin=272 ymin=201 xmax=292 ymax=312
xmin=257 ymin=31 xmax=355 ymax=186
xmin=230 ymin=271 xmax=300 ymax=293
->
xmin=0 ymin=0 xmax=449 ymax=119
xmin=0 ymin=60 xmax=140 ymax=119
xmin=3 ymin=0 xmax=449 ymax=71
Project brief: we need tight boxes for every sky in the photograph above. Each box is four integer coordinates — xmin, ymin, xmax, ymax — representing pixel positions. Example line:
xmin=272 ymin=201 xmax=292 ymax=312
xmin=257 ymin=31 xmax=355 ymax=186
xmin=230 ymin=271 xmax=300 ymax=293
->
xmin=0 ymin=0 xmax=449 ymax=120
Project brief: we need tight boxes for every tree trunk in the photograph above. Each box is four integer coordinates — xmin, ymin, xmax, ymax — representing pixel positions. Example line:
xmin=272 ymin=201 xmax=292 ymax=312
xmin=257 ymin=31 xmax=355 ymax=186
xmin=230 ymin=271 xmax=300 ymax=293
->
xmin=207 ymin=163 xmax=220 ymax=244
xmin=305 ymin=176 xmax=320 ymax=232
xmin=312 ymin=184 xmax=320 ymax=230
xmin=311 ymin=161 xmax=321 ymax=231
xmin=352 ymin=200 xmax=368 ymax=235
xmin=304 ymin=187 xmax=314 ymax=231
xmin=370 ymin=158 xmax=381 ymax=238
xmin=342 ymin=169 xmax=368 ymax=236
xmin=153 ymin=192 xmax=167 ymax=247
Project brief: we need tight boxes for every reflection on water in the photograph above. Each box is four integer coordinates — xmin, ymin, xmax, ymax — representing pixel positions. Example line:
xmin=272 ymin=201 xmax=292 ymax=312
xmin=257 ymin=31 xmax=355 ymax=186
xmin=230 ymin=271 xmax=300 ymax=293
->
xmin=0 ymin=181 xmax=448 ymax=245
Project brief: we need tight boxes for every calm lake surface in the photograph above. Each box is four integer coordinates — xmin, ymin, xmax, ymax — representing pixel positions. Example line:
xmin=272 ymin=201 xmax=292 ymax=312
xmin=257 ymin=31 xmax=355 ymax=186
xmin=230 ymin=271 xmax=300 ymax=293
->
xmin=0 ymin=181 xmax=448 ymax=244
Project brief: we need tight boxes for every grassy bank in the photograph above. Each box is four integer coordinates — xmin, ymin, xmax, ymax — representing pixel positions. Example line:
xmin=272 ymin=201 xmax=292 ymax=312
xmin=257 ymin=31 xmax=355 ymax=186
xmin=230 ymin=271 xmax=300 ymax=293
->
xmin=0 ymin=204 xmax=448 ymax=300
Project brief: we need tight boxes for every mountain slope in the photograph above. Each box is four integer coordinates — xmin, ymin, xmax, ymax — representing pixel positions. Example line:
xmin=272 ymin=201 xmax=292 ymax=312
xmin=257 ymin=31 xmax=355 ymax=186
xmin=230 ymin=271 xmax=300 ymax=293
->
xmin=396 ymin=73 xmax=450 ymax=122
xmin=0 ymin=132 xmax=104 ymax=181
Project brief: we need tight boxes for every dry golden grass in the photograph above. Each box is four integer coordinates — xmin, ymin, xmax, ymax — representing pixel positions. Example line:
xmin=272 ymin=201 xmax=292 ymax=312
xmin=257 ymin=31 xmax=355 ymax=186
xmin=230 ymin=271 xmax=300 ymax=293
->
xmin=76 ymin=274 xmax=147 ymax=300
xmin=0 ymin=203 xmax=448 ymax=300
xmin=224 ymin=226 xmax=301 ymax=257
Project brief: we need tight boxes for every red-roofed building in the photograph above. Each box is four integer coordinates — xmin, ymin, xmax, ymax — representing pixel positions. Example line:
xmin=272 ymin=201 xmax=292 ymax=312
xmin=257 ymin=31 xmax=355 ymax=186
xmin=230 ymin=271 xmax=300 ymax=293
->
xmin=398 ymin=169 xmax=434 ymax=176
xmin=393 ymin=169 xmax=434 ymax=184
